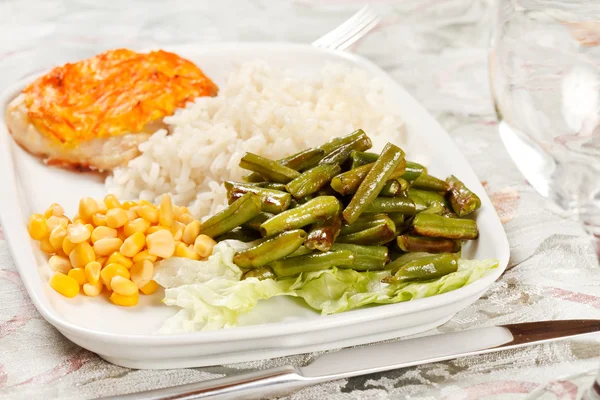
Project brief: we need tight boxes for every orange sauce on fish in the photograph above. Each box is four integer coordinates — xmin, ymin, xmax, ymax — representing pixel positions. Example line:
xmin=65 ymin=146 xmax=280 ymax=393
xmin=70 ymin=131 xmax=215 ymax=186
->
xmin=23 ymin=49 xmax=218 ymax=146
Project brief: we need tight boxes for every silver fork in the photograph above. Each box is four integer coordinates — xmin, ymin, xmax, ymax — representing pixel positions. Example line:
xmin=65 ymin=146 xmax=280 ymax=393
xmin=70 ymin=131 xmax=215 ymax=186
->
xmin=311 ymin=5 xmax=381 ymax=51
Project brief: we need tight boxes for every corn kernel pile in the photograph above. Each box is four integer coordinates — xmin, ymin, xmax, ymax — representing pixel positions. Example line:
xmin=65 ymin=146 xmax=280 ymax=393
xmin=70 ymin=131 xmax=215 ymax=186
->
xmin=28 ymin=194 xmax=217 ymax=306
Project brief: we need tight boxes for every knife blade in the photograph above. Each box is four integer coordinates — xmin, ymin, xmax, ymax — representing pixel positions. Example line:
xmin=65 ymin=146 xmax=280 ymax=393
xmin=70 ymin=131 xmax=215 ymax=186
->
xmin=105 ymin=319 xmax=600 ymax=400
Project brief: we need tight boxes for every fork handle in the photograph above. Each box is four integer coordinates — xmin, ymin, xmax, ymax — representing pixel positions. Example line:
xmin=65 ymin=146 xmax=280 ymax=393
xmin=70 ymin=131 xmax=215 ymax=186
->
xmin=104 ymin=366 xmax=310 ymax=400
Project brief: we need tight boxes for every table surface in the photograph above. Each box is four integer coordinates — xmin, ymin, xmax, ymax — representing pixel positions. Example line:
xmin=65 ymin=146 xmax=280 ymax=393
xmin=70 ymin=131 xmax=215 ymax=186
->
xmin=1 ymin=1 xmax=599 ymax=399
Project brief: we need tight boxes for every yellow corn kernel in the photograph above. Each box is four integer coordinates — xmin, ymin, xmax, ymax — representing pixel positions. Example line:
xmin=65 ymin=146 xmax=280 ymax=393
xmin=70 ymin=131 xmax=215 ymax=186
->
xmin=120 ymin=231 xmax=146 ymax=257
xmin=138 ymin=205 xmax=159 ymax=224
xmin=129 ymin=205 xmax=141 ymax=215
xmin=140 ymin=280 xmax=159 ymax=295
xmin=182 ymin=220 xmax=201 ymax=245
xmin=177 ymin=213 xmax=195 ymax=225
xmin=49 ymin=272 xmax=79 ymax=298
xmin=173 ymin=205 xmax=189 ymax=218
xmin=106 ymin=208 xmax=128 ymax=229
xmin=86 ymin=223 xmax=94 ymax=235
xmin=100 ymin=263 xmax=131 ymax=290
xmin=121 ymin=200 xmax=137 ymax=210
xmin=92 ymin=213 xmax=107 ymax=226
xmin=111 ymin=276 xmax=138 ymax=296
xmin=93 ymin=238 xmax=123 ymax=256
xmin=91 ymin=226 xmax=117 ymax=243
xmin=78 ymin=197 xmax=98 ymax=222
xmin=132 ymin=250 xmax=157 ymax=263
xmin=171 ymin=221 xmax=185 ymax=242
xmin=40 ymin=237 xmax=55 ymax=254
xmin=49 ymin=255 xmax=72 ymax=274
xmin=130 ymin=260 xmax=154 ymax=288
xmin=139 ymin=199 xmax=153 ymax=206
xmin=62 ymin=237 xmax=77 ymax=256
xmin=68 ymin=268 xmax=87 ymax=286
xmin=84 ymin=261 xmax=102 ymax=284
xmin=45 ymin=215 xmax=69 ymax=232
xmin=125 ymin=209 xmax=137 ymax=221
xmin=106 ymin=252 xmax=133 ymax=269
xmin=123 ymin=218 xmax=150 ymax=237
xmin=28 ymin=214 xmax=48 ymax=240
xmin=96 ymin=200 xmax=108 ymax=215
xmin=175 ymin=242 xmax=200 ymax=260
xmin=67 ymin=223 xmax=91 ymax=244
xmin=146 ymin=226 xmax=166 ymax=235
xmin=104 ymin=194 xmax=121 ymax=209
xmin=49 ymin=226 xmax=67 ymax=251
xmin=44 ymin=203 xmax=64 ymax=219
xmin=83 ymin=281 xmax=103 ymax=297
xmin=110 ymin=291 xmax=139 ymax=306
xmin=69 ymin=242 xmax=95 ymax=269
xmin=158 ymin=194 xmax=174 ymax=227
xmin=146 ymin=229 xmax=175 ymax=258
xmin=193 ymin=234 xmax=217 ymax=258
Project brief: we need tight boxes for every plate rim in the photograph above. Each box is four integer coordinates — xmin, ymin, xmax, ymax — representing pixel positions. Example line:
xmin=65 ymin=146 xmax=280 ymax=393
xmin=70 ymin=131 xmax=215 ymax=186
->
xmin=0 ymin=41 xmax=510 ymax=346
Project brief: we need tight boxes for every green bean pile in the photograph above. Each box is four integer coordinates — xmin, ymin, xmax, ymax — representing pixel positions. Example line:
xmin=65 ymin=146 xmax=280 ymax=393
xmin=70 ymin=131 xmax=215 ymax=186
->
xmin=198 ymin=129 xmax=482 ymax=283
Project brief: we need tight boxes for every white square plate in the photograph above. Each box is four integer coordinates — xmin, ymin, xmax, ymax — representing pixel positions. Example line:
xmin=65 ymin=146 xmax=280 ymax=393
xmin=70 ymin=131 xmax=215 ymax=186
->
xmin=0 ymin=43 xmax=509 ymax=369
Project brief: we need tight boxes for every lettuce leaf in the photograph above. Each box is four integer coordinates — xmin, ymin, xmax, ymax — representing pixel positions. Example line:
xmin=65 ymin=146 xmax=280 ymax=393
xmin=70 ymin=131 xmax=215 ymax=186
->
xmin=155 ymin=241 xmax=498 ymax=333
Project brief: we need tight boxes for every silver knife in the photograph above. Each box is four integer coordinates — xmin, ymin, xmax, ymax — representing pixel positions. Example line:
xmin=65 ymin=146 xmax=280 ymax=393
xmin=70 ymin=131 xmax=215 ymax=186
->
xmin=106 ymin=319 xmax=599 ymax=400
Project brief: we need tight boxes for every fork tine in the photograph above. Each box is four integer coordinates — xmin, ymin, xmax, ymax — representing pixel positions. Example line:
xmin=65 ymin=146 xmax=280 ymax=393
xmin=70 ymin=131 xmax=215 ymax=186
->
xmin=333 ymin=15 xmax=380 ymax=51
xmin=312 ymin=6 xmax=379 ymax=50
xmin=312 ymin=6 xmax=370 ymax=48
xmin=322 ymin=10 xmax=379 ymax=50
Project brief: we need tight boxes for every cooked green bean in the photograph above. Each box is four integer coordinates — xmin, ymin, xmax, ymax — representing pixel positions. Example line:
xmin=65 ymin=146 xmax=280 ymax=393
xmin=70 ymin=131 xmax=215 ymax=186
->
xmin=385 ymin=252 xmax=432 ymax=270
xmin=260 ymin=196 xmax=341 ymax=237
xmin=331 ymin=243 xmax=389 ymax=271
xmin=363 ymin=196 xmax=417 ymax=215
xmin=397 ymin=234 xmax=461 ymax=253
xmin=270 ymin=250 xmax=355 ymax=277
xmin=401 ymin=161 xmax=427 ymax=181
xmin=343 ymin=143 xmax=406 ymax=224
xmin=318 ymin=129 xmax=366 ymax=154
xmin=379 ymin=180 xmax=403 ymax=197
xmin=242 ymin=212 xmax=274 ymax=231
xmin=239 ymin=153 xmax=301 ymax=183
xmin=350 ymin=151 xmax=379 ymax=168
xmin=285 ymin=164 xmax=341 ymax=199
xmin=214 ymin=228 xmax=262 ymax=243
xmin=241 ymin=266 xmax=276 ymax=281
xmin=225 ymin=181 xmax=292 ymax=214
xmin=412 ymin=213 xmax=479 ymax=240
xmin=255 ymin=182 xmax=287 ymax=191
xmin=446 ymin=175 xmax=481 ymax=217
xmin=330 ymin=159 xmax=406 ymax=196
xmin=384 ymin=253 xmax=458 ymax=283
xmin=287 ymin=245 xmax=313 ymax=258
xmin=200 ymin=193 xmax=262 ymax=238
xmin=243 ymin=149 xmax=326 ymax=182
xmin=281 ymin=148 xmax=326 ymax=171
xmin=340 ymin=213 xmax=393 ymax=235
xmin=396 ymin=178 xmax=410 ymax=192
xmin=408 ymin=188 xmax=447 ymax=208
xmin=330 ymin=163 xmax=374 ymax=195
xmin=319 ymin=136 xmax=372 ymax=166
xmin=337 ymin=219 xmax=396 ymax=246
xmin=411 ymin=173 xmax=449 ymax=192
xmin=233 ymin=229 xmax=307 ymax=268
xmin=305 ymin=214 xmax=342 ymax=252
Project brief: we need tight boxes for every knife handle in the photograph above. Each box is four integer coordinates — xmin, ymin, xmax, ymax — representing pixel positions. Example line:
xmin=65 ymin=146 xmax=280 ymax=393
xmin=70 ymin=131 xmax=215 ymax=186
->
xmin=105 ymin=365 xmax=310 ymax=400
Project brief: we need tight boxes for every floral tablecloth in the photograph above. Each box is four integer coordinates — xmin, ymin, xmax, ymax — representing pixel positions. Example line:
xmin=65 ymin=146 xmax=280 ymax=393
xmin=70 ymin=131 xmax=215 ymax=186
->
xmin=0 ymin=1 xmax=599 ymax=399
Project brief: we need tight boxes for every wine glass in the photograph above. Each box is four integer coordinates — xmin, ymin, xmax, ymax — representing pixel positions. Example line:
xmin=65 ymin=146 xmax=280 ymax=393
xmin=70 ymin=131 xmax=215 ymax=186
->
xmin=489 ymin=0 xmax=600 ymax=397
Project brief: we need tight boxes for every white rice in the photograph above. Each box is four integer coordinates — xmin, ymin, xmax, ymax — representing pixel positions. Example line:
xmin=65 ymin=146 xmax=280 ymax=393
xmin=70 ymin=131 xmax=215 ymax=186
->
xmin=107 ymin=61 xmax=405 ymax=218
